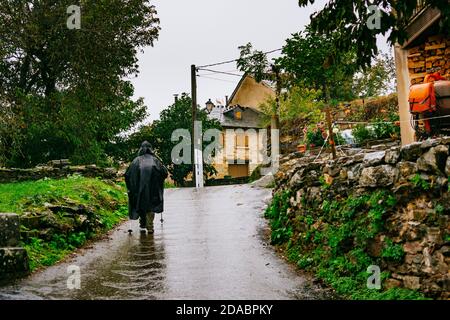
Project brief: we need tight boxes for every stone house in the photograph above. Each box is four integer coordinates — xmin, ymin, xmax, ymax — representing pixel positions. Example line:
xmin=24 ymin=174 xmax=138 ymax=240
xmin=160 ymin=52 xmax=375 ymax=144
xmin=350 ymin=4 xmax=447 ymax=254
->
xmin=394 ymin=1 xmax=450 ymax=145
xmin=207 ymin=74 xmax=275 ymax=178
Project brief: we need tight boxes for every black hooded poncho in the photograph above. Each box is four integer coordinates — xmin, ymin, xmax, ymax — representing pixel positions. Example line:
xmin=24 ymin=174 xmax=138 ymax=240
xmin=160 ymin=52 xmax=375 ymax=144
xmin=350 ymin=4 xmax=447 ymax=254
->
xmin=125 ymin=141 xmax=168 ymax=220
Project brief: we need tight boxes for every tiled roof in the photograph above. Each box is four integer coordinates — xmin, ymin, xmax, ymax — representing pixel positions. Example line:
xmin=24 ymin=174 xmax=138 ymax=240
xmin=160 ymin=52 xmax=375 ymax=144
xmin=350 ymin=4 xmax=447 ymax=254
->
xmin=208 ymin=105 xmax=264 ymax=129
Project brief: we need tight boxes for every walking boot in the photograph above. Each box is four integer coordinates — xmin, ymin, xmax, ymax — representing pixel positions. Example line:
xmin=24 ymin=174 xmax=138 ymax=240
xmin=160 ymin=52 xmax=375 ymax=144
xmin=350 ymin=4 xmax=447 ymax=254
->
xmin=146 ymin=212 xmax=155 ymax=234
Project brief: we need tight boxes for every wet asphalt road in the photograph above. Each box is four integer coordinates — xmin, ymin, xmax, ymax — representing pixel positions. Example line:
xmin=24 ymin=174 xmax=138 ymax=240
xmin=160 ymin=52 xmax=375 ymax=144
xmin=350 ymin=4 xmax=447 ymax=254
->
xmin=0 ymin=184 xmax=329 ymax=300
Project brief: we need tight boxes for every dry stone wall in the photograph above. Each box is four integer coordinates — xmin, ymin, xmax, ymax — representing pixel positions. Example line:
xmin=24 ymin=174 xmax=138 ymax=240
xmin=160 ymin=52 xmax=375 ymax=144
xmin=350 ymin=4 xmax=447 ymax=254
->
xmin=0 ymin=164 xmax=118 ymax=184
xmin=274 ymin=137 xmax=450 ymax=298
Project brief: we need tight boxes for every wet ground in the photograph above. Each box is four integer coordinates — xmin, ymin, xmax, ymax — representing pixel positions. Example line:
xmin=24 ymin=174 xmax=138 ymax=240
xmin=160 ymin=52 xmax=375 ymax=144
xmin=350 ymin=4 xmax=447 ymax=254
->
xmin=0 ymin=184 xmax=331 ymax=300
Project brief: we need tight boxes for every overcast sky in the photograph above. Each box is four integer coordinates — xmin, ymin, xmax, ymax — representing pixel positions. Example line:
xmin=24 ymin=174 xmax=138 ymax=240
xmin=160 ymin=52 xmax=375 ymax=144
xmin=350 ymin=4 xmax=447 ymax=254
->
xmin=131 ymin=0 xmax=392 ymax=123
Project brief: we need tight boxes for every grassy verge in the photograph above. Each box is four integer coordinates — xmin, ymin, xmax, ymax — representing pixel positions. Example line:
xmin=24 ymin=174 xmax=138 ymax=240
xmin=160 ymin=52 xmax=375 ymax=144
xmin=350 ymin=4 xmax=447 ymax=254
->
xmin=264 ymin=189 xmax=430 ymax=300
xmin=0 ymin=175 xmax=128 ymax=271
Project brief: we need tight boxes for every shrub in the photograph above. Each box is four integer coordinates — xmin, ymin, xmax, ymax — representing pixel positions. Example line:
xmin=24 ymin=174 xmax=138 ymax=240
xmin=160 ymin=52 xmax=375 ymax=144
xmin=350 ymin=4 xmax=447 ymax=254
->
xmin=306 ymin=128 xmax=326 ymax=147
xmin=381 ymin=238 xmax=405 ymax=263
xmin=352 ymin=124 xmax=374 ymax=144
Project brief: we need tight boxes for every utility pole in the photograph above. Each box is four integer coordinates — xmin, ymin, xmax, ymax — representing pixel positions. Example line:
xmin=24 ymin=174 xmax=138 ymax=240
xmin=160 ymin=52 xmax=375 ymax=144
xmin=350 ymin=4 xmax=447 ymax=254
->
xmin=271 ymin=64 xmax=281 ymax=131
xmin=323 ymin=82 xmax=336 ymax=160
xmin=191 ymin=64 xmax=197 ymax=186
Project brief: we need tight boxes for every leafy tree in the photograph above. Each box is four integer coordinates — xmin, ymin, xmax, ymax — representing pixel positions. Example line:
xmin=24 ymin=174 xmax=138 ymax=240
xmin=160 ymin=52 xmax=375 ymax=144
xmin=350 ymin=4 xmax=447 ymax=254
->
xmin=259 ymin=86 xmax=324 ymax=124
xmin=151 ymin=93 xmax=221 ymax=186
xmin=353 ymin=53 xmax=396 ymax=99
xmin=298 ymin=0 xmax=450 ymax=68
xmin=0 ymin=0 xmax=160 ymax=167
xmin=105 ymin=123 xmax=156 ymax=164
xmin=275 ymin=27 xmax=358 ymax=103
xmin=236 ymin=43 xmax=270 ymax=83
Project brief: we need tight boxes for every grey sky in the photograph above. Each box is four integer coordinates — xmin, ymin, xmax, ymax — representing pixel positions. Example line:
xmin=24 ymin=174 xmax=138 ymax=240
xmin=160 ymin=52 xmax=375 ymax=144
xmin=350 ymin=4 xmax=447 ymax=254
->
xmin=131 ymin=0 xmax=391 ymax=123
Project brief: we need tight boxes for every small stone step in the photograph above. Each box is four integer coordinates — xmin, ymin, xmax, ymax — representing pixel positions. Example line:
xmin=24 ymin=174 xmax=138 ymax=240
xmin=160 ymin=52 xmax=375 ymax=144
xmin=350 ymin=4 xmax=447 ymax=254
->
xmin=0 ymin=213 xmax=20 ymax=247
xmin=0 ymin=248 xmax=29 ymax=279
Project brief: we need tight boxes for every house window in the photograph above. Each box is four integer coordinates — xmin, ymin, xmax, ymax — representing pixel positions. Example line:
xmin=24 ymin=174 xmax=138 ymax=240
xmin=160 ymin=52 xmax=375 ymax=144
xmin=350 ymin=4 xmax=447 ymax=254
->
xmin=235 ymin=133 xmax=246 ymax=147
xmin=235 ymin=111 xmax=242 ymax=120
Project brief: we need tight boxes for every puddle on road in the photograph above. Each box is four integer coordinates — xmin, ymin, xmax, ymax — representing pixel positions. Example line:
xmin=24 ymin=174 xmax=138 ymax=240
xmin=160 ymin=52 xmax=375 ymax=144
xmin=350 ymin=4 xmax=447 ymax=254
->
xmin=0 ymin=185 xmax=337 ymax=300
xmin=0 ymin=231 xmax=167 ymax=300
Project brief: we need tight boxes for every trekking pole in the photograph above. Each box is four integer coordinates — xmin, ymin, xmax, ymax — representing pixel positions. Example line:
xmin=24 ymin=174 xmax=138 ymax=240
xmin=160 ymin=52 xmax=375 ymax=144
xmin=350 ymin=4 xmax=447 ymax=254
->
xmin=160 ymin=212 xmax=164 ymax=224
xmin=128 ymin=219 xmax=133 ymax=235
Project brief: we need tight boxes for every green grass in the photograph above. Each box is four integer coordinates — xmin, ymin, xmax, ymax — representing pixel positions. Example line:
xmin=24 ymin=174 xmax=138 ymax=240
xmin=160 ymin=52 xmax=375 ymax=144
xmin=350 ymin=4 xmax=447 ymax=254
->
xmin=164 ymin=181 xmax=176 ymax=189
xmin=0 ymin=175 xmax=126 ymax=213
xmin=0 ymin=175 xmax=128 ymax=271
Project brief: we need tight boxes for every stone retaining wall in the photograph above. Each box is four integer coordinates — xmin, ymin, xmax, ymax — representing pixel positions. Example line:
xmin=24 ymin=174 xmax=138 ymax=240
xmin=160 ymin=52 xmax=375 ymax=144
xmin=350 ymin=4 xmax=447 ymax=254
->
xmin=274 ymin=136 xmax=450 ymax=298
xmin=0 ymin=164 xmax=118 ymax=184
xmin=0 ymin=214 xmax=29 ymax=281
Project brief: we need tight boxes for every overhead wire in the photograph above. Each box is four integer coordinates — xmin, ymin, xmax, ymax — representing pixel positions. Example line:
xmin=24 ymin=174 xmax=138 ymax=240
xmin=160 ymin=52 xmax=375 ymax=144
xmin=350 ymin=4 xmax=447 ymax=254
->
xmin=196 ymin=75 xmax=239 ymax=84
xmin=197 ymin=68 xmax=243 ymax=77
xmin=197 ymin=48 xmax=282 ymax=69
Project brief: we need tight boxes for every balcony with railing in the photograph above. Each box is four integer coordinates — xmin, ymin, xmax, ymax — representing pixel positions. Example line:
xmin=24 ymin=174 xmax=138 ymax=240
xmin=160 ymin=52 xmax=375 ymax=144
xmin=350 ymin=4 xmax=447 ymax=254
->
xmin=403 ymin=0 xmax=445 ymax=47
xmin=411 ymin=0 xmax=428 ymax=20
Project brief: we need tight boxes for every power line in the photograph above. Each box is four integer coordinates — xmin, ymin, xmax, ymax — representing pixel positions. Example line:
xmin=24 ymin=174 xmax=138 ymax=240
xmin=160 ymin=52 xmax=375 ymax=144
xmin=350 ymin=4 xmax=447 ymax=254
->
xmin=196 ymin=75 xmax=239 ymax=84
xmin=197 ymin=48 xmax=282 ymax=69
xmin=197 ymin=68 xmax=243 ymax=77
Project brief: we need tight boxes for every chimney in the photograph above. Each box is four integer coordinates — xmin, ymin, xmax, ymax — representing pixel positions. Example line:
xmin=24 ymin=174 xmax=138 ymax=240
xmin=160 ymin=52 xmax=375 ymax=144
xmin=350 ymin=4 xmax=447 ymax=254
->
xmin=225 ymin=95 xmax=229 ymax=106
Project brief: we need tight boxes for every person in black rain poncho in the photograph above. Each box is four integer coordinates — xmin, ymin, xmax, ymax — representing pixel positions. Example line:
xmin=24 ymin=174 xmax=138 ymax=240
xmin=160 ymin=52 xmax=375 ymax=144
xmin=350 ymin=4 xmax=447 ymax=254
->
xmin=125 ymin=141 xmax=168 ymax=233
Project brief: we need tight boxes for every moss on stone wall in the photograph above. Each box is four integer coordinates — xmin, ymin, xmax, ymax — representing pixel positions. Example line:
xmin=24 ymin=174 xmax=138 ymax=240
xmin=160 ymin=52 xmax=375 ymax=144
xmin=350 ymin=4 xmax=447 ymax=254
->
xmin=267 ymin=137 xmax=450 ymax=299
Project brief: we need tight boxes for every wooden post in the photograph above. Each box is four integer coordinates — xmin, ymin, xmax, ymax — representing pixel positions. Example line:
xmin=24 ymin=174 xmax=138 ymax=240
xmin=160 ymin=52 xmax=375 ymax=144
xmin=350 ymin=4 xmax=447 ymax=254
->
xmin=271 ymin=64 xmax=281 ymax=130
xmin=191 ymin=64 xmax=197 ymax=186
xmin=326 ymin=107 xmax=337 ymax=160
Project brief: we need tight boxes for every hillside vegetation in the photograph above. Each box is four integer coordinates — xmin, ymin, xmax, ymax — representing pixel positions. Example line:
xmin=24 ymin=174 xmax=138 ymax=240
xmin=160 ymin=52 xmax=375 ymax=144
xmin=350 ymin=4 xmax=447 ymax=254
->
xmin=0 ymin=176 xmax=128 ymax=271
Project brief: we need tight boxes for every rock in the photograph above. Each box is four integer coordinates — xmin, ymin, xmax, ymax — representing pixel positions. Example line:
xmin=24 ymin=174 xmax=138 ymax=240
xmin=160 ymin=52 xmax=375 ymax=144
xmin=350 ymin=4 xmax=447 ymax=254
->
xmin=423 ymin=247 xmax=433 ymax=273
xmin=352 ymin=153 xmax=365 ymax=163
xmin=48 ymin=159 xmax=71 ymax=167
xmin=439 ymin=136 xmax=450 ymax=145
xmin=0 ymin=214 xmax=20 ymax=247
xmin=20 ymin=213 xmax=43 ymax=230
xmin=396 ymin=161 xmax=418 ymax=180
xmin=403 ymin=241 xmax=424 ymax=254
xmin=405 ymin=254 xmax=423 ymax=265
xmin=385 ymin=147 xmax=401 ymax=164
xmin=401 ymin=142 xmax=423 ymax=161
xmin=440 ymin=246 xmax=450 ymax=257
xmin=426 ymin=227 xmax=443 ymax=245
xmin=289 ymin=171 xmax=303 ymax=188
xmin=421 ymin=138 xmax=440 ymax=149
xmin=323 ymin=164 xmax=341 ymax=177
xmin=359 ymin=165 xmax=398 ymax=187
xmin=251 ymin=174 xmax=275 ymax=188
xmin=339 ymin=169 xmax=348 ymax=180
xmin=0 ymin=165 xmax=118 ymax=183
xmin=0 ymin=248 xmax=29 ymax=279
xmin=403 ymin=276 xmax=421 ymax=290
xmin=416 ymin=145 xmax=449 ymax=175
xmin=446 ymin=157 xmax=450 ymax=176
xmin=384 ymin=278 xmax=402 ymax=289
xmin=345 ymin=148 xmax=364 ymax=156
xmin=308 ymin=187 xmax=322 ymax=203
xmin=363 ymin=151 xmax=386 ymax=166
xmin=347 ymin=163 xmax=363 ymax=182
xmin=436 ymin=176 xmax=448 ymax=189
